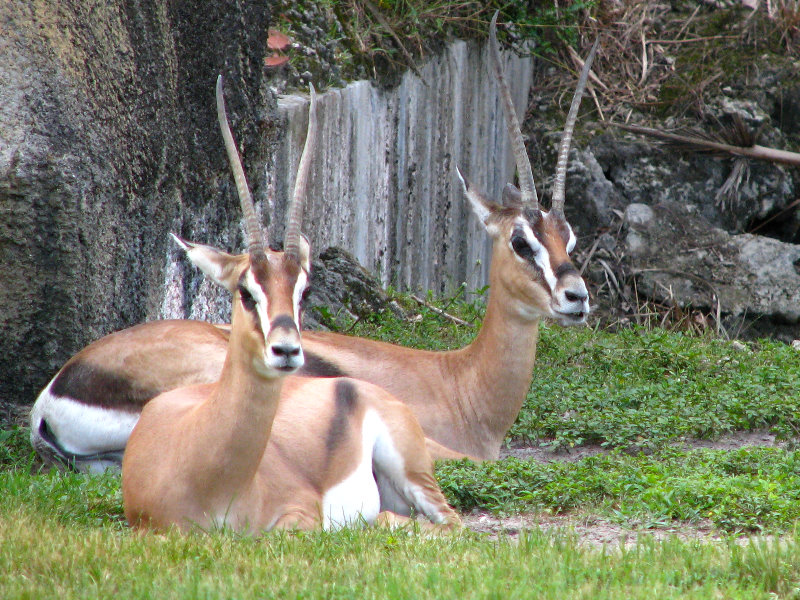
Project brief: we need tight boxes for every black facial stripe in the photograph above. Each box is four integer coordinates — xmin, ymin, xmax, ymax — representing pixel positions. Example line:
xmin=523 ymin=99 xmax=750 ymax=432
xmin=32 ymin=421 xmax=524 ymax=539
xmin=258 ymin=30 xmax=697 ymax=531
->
xmin=300 ymin=351 xmax=347 ymax=378
xmin=237 ymin=284 xmax=257 ymax=312
xmin=270 ymin=314 xmax=297 ymax=333
xmin=326 ymin=380 xmax=358 ymax=453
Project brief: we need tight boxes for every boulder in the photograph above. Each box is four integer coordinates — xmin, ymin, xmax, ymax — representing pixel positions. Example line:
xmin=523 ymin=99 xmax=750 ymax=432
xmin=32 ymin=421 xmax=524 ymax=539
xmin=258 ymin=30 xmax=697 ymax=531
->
xmin=0 ymin=0 xmax=275 ymax=419
xmin=623 ymin=202 xmax=800 ymax=342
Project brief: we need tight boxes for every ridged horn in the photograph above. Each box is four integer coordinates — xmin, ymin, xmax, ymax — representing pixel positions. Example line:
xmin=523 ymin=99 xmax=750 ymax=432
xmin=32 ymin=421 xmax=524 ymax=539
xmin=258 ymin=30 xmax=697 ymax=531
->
xmin=489 ymin=11 xmax=538 ymax=209
xmin=216 ymin=75 xmax=265 ymax=256
xmin=284 ymin=83 xmax=317 ymax=259
xmin=550 ymin=38 xmax=599 ymax=215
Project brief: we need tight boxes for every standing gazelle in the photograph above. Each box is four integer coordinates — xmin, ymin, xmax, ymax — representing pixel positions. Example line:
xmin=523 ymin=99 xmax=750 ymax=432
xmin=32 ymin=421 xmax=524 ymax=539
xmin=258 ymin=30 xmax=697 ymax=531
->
xmin=31 ymin=14 xmax=597 ymax=467
xmin=121 ymin=76 xmax=459 ymax=532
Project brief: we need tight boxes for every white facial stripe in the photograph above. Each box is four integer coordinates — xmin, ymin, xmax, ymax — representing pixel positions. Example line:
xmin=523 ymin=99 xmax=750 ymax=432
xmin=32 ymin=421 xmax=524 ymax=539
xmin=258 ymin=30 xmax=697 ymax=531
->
xmin=293 ymin=270 xmax=307 ymax=325
xmin=516 ymin=220 xmax=558 ymax=293
xmin=245 ymin=269 xmax=270 ymax=337
xmin=566 ymin=223 xmax=577 ymax=254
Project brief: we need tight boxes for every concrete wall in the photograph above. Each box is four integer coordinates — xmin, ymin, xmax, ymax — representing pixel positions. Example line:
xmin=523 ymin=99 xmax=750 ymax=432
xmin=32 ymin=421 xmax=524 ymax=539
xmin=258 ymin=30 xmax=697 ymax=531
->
xmin=271 ymin=40 xmax=533 ymax=295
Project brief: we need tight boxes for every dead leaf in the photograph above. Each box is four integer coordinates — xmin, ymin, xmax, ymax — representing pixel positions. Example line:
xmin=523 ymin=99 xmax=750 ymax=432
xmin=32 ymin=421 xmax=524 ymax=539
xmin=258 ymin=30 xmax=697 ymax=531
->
xmin=264 ymin=54 xmax=290 ymax=68
xmin=268 ymin=29 xmax=291 ymax=51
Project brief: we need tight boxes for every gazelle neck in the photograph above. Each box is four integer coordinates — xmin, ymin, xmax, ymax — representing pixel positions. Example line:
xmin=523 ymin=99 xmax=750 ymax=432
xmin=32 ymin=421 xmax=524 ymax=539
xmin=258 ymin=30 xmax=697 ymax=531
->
xmin=448 ymin=261 xmax=541 ymax=454
xmin=199 ymin=306 xmax=285 ymax=494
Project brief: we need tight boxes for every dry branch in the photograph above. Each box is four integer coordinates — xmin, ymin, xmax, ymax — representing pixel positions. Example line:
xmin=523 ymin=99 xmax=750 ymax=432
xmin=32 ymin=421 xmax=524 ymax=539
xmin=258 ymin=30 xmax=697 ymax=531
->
xmin=610 ymin=122 xmax=800 ymax=167
xmin=410 ymin=294 xmax=474 ymax=327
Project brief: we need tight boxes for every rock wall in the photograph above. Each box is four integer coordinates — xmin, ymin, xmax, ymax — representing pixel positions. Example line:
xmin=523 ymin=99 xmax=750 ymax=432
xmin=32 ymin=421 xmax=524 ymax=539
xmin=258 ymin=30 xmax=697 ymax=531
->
xmin=0 ymin=0 xmax=276 ymax=417
xmin=162 ymin=39 xmax=533 ymax=323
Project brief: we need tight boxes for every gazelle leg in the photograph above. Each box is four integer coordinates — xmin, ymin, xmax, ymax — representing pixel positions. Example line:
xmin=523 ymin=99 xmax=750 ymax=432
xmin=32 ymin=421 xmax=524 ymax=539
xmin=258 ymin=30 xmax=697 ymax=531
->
xmin=272 ymin=509 xmax=321 ymax=531
xmin=374 ymin=404 xmax=462 ymax=528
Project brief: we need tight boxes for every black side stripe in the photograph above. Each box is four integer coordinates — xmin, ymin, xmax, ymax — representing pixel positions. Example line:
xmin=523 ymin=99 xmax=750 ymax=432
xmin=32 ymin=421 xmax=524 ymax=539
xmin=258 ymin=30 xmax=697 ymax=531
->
xmin=299 ymin=351 xmax=347 ymax=378
xmin=325 ymin=380 xmax=358 ymax=453
xmin=50 ymin=361 xmax=159 ymax=411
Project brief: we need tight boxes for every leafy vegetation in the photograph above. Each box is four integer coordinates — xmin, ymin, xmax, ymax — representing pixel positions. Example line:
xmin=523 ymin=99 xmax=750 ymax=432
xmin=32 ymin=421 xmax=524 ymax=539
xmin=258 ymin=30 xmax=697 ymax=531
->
xmin=439 ymin=448 xmax=800 ymax=532
xmin=345 ymin=297 xmax=800 ymax=451
xmin=515 ymin=326 xmax=800 ymax=451
xmin=271 ymin=0 xmax=593 ymax=86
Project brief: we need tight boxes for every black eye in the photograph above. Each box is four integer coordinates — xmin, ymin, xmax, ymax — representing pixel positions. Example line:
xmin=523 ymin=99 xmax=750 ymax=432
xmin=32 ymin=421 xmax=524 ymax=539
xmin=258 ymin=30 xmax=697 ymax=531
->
xmin=511 ymin=235 xmax=535 ymax=261
xmin=238 ymin=285 xmax=257 ymax=311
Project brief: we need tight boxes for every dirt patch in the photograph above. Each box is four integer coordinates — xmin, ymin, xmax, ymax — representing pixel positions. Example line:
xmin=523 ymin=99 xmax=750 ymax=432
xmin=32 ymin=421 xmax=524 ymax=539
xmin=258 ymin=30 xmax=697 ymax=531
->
xmin=461 ymin=511 xmax=774 ymax=548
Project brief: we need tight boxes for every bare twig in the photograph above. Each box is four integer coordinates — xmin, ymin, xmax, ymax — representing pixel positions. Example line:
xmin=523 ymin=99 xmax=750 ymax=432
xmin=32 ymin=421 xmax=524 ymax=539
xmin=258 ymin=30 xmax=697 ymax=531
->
xmin=748 ymin=197 xmax=800 ymax=233
xmin=610 ymin=122 xmax=800 ymax=167
xmin=579 ymin=236 xmax=602 ymax=276
xmin=410 ymin=294 xmax=474 ymax=327
xmin=567 ymin=44 xmax=608 ymax=90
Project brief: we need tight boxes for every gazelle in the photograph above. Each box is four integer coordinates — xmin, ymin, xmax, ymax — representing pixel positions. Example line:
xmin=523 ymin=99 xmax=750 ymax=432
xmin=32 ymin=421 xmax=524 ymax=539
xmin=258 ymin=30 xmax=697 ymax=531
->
xmin=122 ymin=76 xmax=459 ymax=532
xmin=31 ymin=14 xmax=596 ymax=467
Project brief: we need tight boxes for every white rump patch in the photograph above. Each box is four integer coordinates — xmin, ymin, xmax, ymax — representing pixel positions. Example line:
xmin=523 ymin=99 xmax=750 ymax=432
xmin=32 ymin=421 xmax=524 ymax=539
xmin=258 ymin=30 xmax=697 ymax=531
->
xmin=322 ymin=410 xmax=384 ymax=529
xmin=30 ymin=381 xmax=139 ymax=472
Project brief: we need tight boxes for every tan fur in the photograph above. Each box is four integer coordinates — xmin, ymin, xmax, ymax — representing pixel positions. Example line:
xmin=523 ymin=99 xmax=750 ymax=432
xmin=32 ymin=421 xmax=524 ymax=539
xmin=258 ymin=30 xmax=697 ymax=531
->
xmin=122 ymin=251 xmax=459 ymax=534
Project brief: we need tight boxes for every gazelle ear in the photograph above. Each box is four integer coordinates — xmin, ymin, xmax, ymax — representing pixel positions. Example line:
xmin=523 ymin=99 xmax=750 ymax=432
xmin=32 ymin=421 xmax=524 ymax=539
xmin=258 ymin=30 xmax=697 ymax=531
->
xmin=455 ymin=166 xmax=500 ymax=236
xmin=501 ymin=183 xmax=523 ymax=207
xmin=170 ymin=233 xmax=246 ymax=292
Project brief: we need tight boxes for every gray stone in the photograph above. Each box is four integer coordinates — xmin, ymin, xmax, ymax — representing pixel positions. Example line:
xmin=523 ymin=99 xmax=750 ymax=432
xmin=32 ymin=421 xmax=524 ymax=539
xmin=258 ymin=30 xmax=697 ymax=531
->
xmin=624 ymin=203 xmax=655 ymax=227
xmin=0 ymin=0 xmax=275 ymax=417
xmin=623 ymin=201 xmax=800 ymax=342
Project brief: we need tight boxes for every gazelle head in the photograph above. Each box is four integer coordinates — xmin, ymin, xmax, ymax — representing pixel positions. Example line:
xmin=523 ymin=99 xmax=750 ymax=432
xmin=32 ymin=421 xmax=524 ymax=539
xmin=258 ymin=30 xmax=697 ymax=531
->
xmin=457 ymin=13 xmax=597 ymax=326
xmin=172 ymin=75 xmax=317 ymax=378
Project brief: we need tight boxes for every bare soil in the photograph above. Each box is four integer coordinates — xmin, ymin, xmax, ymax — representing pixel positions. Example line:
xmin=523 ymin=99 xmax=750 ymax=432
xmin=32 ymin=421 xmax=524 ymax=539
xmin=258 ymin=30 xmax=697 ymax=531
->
xmin=460 ymin=511 xmax=772 ymax=548
xmin=500 ymin=430 xmax=784 ymax=461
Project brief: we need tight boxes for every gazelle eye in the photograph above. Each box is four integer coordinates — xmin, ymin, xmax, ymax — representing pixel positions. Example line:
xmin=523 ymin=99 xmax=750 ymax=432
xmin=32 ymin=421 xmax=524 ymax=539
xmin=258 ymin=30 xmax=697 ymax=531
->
xmin=238 ymin=285 xmax=257 ymax=311
xmin=511 ymin=235 xmax=535 ymax=261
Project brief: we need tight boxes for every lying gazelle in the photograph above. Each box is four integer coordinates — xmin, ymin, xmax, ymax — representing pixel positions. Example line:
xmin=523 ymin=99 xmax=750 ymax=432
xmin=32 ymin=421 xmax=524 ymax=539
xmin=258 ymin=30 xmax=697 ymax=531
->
xmin=30 ymin=14 xmax=597 ymax=468
xmin=122 ymin=76 xmax=459 ymax=532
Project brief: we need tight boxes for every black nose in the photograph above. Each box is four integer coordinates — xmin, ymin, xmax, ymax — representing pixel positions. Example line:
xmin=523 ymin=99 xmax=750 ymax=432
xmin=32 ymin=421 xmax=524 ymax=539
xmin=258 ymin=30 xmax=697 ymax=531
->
xmin=564 ymin=290 xmax=588 ymax=303
xmin=271 ymin=344 xmax=301 ymax=359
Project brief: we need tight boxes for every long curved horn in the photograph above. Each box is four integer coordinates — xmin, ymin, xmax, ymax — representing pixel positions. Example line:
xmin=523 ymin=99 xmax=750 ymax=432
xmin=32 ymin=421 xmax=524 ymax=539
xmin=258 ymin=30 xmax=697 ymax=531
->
xmin=284 ymin=83 xmax=317 ymax=259
xmin=216 ymin=75 xmax=265 ymax=256
xmin=550 ymin=38 xmax=599 ymax=215
xmin=489 ymin=11 xmax=538 ymax=209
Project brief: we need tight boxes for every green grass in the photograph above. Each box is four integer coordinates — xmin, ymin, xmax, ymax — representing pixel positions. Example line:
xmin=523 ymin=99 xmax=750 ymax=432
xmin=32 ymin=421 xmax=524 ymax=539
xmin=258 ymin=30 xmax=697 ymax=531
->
xmin=4 ymin=494 xmax=800 ymax=599
xmin=515 ymin=326 xmax=800 ymax=451
xmin=438 ymin=447 xmax=800 ymax=532
xmin=4 ymin=295 xmax=800 ymax=597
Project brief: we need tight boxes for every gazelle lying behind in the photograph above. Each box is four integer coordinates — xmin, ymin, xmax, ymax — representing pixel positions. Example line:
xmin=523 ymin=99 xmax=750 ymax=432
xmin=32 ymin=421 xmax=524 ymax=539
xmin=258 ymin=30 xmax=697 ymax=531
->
xmin=31 ymin=14 xmax=597 ymax=467
xmin=122 ymin=76 xmax=459 ymax=532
